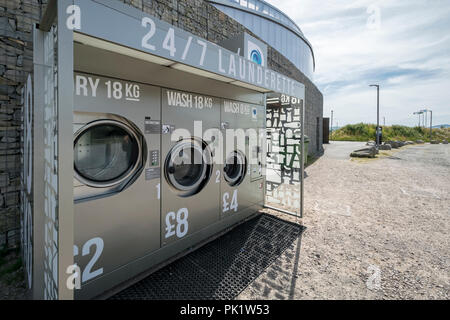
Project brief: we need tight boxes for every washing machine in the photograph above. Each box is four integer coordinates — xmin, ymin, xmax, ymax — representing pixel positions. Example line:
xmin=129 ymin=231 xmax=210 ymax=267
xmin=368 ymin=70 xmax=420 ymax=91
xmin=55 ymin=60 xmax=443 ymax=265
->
xmin=220 ymin=100 xmax=265 ymax=219
xmin=72 ymin=72 xmax=161 ymax=293
xmin=160 ymin=88 xmax=221 ymax=246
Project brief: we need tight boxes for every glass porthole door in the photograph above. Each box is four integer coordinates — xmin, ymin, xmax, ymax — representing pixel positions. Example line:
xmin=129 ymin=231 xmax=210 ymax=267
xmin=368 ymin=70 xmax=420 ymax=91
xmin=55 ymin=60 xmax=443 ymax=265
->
xmin=165 ymin=139 xmax=212 ymax=196
xmin=223 ymin=151 xmax=246 ymax=186
xmin=74 ymin=120 xmax=142 ymax=188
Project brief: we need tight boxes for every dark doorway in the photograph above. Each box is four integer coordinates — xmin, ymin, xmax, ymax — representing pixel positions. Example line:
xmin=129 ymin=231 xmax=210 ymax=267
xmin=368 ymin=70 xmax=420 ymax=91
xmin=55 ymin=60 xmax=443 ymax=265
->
xmin=323 ymin=118 xmax=330 ymax=144
xmin=316 ymin=117 xmax=320 ymax=151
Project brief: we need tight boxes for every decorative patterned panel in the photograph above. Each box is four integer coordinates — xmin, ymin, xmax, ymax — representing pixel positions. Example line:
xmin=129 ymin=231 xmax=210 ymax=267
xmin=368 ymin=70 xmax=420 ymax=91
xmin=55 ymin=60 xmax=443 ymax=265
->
xmin=21 ymin=74 xmax=33 ymax=289
xmin=265 ymin=99 xmax=303 ymax=215
xmin=42 ymin=25 xmax=59 ymax=300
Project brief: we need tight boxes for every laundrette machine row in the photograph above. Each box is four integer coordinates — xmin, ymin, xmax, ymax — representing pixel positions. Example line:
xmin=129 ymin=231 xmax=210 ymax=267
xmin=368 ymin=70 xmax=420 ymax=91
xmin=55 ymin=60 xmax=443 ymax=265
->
xmin=72 ymin=45 xmax=265 ymax=298
xmin=25 ymin=0 xmax=305 ymax=300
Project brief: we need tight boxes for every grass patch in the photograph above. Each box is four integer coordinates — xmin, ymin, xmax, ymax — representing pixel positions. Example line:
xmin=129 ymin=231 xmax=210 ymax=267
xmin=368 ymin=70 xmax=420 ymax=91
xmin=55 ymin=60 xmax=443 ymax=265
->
xmin=305 ymin=154 xmax=319 ymax=167
xmin=0 ymin=245 xmax=24 ymax=284
xmin=0 ymin=245 xmax=25 ymax=291
xmin=0 ymin=245 xmax=8 ymax=267
xmin=5 ymin=269 xmax=24 ymax=285
xmin=331 ymin=123 xmax=450 ymax=142
xmin=0 ymin=258 xmax=22 ymax=278
xmin=350 ymin=157 xmax=373 ymax=164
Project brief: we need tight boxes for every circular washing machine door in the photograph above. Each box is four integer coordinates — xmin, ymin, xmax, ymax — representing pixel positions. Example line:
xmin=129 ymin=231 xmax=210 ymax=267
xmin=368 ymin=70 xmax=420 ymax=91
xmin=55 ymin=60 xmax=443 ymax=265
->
xmin=165 ymin=139 xmax=213 ymax=197
xmin=74 ymin=119 xmax=143 ymax=189
xmin=223 ymin=150 xmax=247 ymax=187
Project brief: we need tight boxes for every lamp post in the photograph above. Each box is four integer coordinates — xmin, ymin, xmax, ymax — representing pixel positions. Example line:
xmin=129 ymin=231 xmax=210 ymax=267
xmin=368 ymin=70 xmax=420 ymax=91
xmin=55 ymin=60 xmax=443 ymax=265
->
xmin=369 ymin=84 xmax=380 ymax=147
xmin=413 ymin=111 xmax=423 ymax=127
xmin=424 ymin=111 xmax=427 ymax=129
xmin=330 ymin=109 xmax=334 ymax=139
xmin=421 ymin=109 xmax=433 ymax=140
xmin=429 ymin=109 xmax=433 ymax=140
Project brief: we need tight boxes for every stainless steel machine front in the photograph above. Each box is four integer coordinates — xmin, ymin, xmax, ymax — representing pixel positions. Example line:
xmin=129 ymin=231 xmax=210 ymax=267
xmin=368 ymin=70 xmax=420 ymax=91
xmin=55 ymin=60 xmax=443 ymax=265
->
xmin=72 ymin=42 xmax=267 ymax=300
xmin=161 ymin=88 xmax=221 ymax=246
xmin=220 ymin=100 xmax=265 ymax=219
xmin=73 ymin=72 xmax=161 ymax=293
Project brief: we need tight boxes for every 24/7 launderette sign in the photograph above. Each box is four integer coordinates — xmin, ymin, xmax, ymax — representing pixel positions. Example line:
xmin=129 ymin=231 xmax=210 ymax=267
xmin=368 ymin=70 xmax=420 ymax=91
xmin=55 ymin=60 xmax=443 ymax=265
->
xmin=66 ymin=0 xmax=305 ymax=99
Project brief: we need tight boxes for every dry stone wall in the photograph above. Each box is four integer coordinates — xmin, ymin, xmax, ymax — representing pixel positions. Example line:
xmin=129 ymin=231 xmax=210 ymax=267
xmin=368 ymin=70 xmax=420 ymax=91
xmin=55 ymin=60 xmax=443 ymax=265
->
xmin=0 ymin=0 xmax=48 ymax=247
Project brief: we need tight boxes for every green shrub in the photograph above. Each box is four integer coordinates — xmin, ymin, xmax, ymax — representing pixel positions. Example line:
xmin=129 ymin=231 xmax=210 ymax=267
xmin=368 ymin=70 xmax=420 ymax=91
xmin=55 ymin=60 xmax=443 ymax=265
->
xmin=331 ymin=124 xmax=450 ymax=142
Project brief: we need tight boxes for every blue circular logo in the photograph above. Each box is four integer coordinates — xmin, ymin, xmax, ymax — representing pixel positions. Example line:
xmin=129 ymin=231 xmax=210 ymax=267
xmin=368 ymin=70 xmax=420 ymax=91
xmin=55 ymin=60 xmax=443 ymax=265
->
xmin=250 ymin=49 xmax=262 ymax=65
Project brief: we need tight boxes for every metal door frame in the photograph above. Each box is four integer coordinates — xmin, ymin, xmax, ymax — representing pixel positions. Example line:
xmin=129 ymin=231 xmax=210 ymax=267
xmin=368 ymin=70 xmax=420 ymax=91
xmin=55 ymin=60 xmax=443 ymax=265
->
xmin=30 ymin=0 xmax=74 ymax=300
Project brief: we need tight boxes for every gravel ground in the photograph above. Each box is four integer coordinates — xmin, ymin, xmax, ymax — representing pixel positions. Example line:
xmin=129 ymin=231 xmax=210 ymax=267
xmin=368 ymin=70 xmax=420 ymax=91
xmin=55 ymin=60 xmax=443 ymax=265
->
xmin=238 ymin=142 xmax=449 ymax=300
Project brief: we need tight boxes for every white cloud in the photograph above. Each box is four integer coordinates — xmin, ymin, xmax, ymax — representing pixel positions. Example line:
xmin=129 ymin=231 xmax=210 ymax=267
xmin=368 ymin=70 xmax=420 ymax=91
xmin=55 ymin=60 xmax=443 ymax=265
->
xmin=265 ymin=0 xmax=450 ymax=126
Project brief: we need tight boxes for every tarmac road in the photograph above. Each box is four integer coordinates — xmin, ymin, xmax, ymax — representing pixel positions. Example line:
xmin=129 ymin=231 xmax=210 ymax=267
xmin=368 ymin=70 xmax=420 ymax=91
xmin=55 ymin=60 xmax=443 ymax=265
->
xmin=322 ymin=141 xmax=367 ymax=160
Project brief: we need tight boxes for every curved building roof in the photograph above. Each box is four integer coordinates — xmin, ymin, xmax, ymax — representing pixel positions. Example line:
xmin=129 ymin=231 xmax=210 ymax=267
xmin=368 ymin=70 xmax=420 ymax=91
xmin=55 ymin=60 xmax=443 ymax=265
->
xmin=208 ymin=0 xmax=315 ymax=80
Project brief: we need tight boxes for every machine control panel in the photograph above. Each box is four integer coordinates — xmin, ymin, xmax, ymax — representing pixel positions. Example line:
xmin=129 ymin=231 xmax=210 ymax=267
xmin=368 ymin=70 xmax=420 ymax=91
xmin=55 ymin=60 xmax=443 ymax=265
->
xmin=149 ymin=150 xmax=159 ymax=167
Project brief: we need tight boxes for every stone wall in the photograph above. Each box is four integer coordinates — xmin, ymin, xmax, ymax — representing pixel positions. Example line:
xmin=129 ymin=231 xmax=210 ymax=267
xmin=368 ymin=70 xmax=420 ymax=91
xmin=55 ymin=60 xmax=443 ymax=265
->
xmin=0 ymin=0 xmax=48 ymax=247
xmin=0 ymin=0 xmax=323 ymax=246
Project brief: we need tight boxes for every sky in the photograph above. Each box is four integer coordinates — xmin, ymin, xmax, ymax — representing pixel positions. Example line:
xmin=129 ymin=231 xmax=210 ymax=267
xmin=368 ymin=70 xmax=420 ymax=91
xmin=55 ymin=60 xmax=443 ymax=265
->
xmin=265 ymin=0 xmax=450 ymax=127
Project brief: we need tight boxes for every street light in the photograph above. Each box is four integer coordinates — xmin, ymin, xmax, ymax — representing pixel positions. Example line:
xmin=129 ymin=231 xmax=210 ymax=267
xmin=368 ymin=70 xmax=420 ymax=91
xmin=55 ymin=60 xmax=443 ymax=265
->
xmin=330 ymin=110 xmax=334 ymax=139
xmin=429 ymin=109 xmax=433 ymax=140
xmin=413 ymin=111 xmax=424 ymax=127
xmin=421 ymin=108 xmax=433 ymax=140
xmin=369 ymin=84 xmax=380 ymax=147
